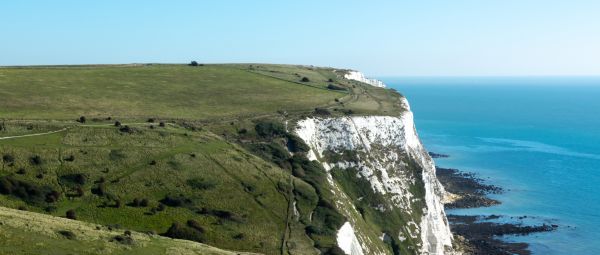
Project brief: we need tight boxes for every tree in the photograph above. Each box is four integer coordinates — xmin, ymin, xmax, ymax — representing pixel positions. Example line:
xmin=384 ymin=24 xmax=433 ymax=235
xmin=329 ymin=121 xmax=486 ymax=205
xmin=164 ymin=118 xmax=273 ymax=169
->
xmin=189 ymin=61 xmax=199 ymax=66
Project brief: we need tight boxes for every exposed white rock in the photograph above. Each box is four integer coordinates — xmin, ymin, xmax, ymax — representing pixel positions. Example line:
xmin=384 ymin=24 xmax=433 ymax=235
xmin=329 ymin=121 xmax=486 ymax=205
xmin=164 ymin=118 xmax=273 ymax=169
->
xmin=344 ymin=70 xmax=386 ymax=88
xmin=295 ymin=98 xmax=455 ymax=255
xmin=337 ymin=222 xmax=365 ymax=255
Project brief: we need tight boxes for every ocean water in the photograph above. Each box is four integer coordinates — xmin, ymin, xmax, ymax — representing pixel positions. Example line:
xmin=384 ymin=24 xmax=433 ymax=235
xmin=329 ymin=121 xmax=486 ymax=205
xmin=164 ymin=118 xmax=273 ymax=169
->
xmin=384 ymin=77 xmax=600 ymax=255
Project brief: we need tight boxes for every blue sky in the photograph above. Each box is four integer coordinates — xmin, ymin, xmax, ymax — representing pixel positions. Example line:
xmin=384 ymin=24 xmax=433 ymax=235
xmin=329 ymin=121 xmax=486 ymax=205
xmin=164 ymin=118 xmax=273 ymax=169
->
xmin=1 ymin=0 xmax=599 ymax=76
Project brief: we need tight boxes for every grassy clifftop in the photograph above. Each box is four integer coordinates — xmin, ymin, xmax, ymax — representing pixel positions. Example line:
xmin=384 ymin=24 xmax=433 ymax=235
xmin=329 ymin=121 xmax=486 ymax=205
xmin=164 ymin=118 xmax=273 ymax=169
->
xmin=0 ymin=63 xmax=404 ymax=254
xmin=0 ymin=64 xmax=402 ymax=121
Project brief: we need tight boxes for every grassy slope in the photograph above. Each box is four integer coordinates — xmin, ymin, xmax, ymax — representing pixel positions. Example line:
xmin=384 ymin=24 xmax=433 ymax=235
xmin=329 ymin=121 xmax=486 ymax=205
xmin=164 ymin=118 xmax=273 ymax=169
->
xmin=0 ymin=206 xmax=258 ymax=255
xmin=0 ymin=64 xmax=341 ymax=120
xmin=0 ymin=64 xmax=405 ymax=254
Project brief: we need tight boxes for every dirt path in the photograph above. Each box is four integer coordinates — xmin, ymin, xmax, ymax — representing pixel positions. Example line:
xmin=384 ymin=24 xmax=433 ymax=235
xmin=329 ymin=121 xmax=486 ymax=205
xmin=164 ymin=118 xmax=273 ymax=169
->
xmin=0 ymin=127 xmax=68 ymax=140
xmin=0 ymin=122 xmax=168 ymax=141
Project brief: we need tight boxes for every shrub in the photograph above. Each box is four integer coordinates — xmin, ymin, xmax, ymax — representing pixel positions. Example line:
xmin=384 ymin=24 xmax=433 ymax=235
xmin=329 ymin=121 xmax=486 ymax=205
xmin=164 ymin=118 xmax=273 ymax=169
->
xmin=327 ymin=84 xmax=347 ymax=91
xmin=328 ymin=78 xmax=334 ymax=82
xmin=0 ymin=176 xmax=59 ymax=205
xmin=66 ymin=209 xmax=77 ymax=219
xmin=78 ymin=116 xmax=86 ymax=123
xmin=189 ymin=61 xmax=199 ymax=66
xmin=186 ymin=219 xmax=205 ymax=232
xmin=63 ymin=155 xmax=75 ymax=162
xmin=119 ymin=125 xmax=133 ymax=133
xmin=159 ymin=122 xmax=166 ymax=127
xmin=301 ymin=77 xmax=310 ymax=82
xmin=187 ymin=178 xmax=216 ymax=190
xmin=325 ymin=247 xmax=346 ymax=255
xmin=58 ymin=230 xmax=77 ymax=240
xmin=129 ymin=198 xmax=149 ymax=207
xmin=91 ymin=183 xmax=106 ymax=196
xmin=286 ymin=134 xmax=310 ymax=153
xmin=112 ymin=234 xmax=135 ymax=245
xmin=16 ymin=168 xmax=26 ymax=175
xmin=60 ymin=173 xmax=87 ymax=185
xmin=160 ymin=195 xmax=191 ymax=207
xmin=254 ymin=121 xmax=286 ymax=138
xmin=314 ymin=108 xmax=331 ymax=116
xmin=114 ymin=121 xmax=122 ymax=127
xmin=2 ymin=154 xmax=14 ymax=164
xmin=29 ymin=155 xmax=43 ymax=165
xmin=163 ymin=222 xmax=205 ymax=242
xmin=147 ymin=118 xmax=155 ymax=123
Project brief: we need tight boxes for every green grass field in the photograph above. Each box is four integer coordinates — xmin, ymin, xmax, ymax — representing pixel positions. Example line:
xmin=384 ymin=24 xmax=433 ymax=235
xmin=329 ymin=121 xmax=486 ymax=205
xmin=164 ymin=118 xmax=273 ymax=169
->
xmin=0 ymin=64 xmax=405 ymax=254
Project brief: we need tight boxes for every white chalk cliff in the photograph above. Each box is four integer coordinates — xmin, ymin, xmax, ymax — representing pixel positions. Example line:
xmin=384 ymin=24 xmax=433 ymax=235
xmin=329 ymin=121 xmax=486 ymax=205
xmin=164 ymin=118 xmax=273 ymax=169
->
xmin=295 ymin=98 xmax=455 ymax=254
xmin=344 ymin=70 xmax=386 ymax=88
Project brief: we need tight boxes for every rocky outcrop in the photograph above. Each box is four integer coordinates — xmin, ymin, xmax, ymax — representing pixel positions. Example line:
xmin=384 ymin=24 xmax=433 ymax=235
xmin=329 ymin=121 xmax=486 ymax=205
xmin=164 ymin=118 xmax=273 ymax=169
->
xmin=295 ymin=98 xmax=455 ymax=255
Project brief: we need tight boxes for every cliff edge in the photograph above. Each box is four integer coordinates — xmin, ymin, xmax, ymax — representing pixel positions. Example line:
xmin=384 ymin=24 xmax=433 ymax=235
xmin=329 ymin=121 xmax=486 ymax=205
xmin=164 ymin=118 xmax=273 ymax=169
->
xmin=295 ymin=75 xmax=455 ymax=254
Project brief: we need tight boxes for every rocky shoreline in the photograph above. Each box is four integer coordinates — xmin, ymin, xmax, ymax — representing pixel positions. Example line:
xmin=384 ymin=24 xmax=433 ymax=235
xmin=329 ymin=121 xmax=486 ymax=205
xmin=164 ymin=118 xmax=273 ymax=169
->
xmin=431 ymin=152 xmax=558 ymax=255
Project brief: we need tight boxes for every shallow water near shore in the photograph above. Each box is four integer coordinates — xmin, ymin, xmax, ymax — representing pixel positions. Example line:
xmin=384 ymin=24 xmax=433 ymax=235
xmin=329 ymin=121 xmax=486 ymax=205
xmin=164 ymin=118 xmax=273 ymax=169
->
xmin=384 ymin=77 xmax=600 ymax=255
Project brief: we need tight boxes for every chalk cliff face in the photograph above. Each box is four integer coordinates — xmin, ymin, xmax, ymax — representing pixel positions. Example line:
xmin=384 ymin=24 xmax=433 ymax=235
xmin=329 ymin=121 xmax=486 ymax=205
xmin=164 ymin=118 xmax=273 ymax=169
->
xmin=295 ymin=98 xmax=454 ymax=254
xmin=344 ymin=70 xmax=387 ymax=88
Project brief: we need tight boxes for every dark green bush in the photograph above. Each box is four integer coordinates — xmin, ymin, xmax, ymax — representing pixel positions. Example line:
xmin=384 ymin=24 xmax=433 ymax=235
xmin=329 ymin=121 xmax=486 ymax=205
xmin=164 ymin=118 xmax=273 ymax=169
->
xmin=186 ymin=178 xmax=216 ymax=190
xmin=29 ymin=155 xmax=43 ymax=165
xmin=66 ymin=209 xmax=77 ymax=219
xmin=254 ymin=121 xmax=286 ymax=138
xmin=0 ymin=176 xmax=59 ymax=205
xmin=58 ymin=230 xmax=76 ymax=240
xmin=327 ymin=84 xmax=347 ymax=91
xmin=286 ymin=134 xmax=310 ymax=153
xmin=163 ymin=222 xmax=205 ymax=242
xmin=2 ymin=154 xmax=14 ymax=164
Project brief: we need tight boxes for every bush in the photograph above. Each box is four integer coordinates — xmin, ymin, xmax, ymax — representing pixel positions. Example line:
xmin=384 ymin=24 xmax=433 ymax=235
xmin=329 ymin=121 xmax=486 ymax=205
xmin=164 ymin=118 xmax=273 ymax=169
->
xmin=91 ymin=183 xmax=106 ymax=196
xmin=2 ymin=154 xmax=14 ymax=164
xmin=328 ymin=78 xmax=334 ymax=82
xmin=60 ymin=173 xmax=87 ymax=185
xmin=112 ymin=234 xmax=135 ymax=245
xmin=119 ymin=125 xmax=133 ymax=133
xmin=147 ymin=118 xmax=155 ymax=123
xmin=160 ymin=195 xmax=191 ymax=207
xmin=29 ymin=155 xmax=43 ymax=165
xmin=0 ymin=176 xmax=59 ymax=205
xmin=129 ymin=198 xmax=149 ymax=207
xmin=78 ymin=116 xmax=86 ymax=123
xmin=189 ymin=61 xmax=199 ymax=66
xmin=63 ymin=155 xmax=75 ymax=162
xmin=327 ymin=84 xmax=347 ymax=91
xmin=114 ymin=121 xmax=122 ymax=127
xmin=186 ymin=219 xmax=205 ymax=232
xmin=16 ymin=168 xmax=26 ymax=175
xmin=66 ymin=209 xmax=77 ymax=219
xmin=254 ymin=121 xmax=286 ymax=138
xmin=163 ymin=222 xmax=205 ymax=242
xmin=314 ymin=108 xmax=331 ymax=116
xmin=187 ymin=178 xmax=216 ymax=190
xmin=58 ymin=230 xmax=76 ymax=240
xmin=159 ymin=122 xmax=166 ymax=127
xmin=301 ymin=77 xmax=310 ymax=82
xmin=286 ymin=134 xmax=310 ymax=153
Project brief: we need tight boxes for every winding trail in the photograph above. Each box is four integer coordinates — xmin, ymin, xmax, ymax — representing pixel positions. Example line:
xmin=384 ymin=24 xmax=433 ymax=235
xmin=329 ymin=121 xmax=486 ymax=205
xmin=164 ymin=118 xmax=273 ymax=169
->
xmin=0 ymin=122 xmax=167 ymax=141
xmin=0 ymin=128 xmax=69 ymax=140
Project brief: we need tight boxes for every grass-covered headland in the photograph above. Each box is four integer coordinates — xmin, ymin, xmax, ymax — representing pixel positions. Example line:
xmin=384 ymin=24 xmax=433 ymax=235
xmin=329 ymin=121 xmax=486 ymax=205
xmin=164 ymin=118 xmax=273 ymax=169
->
xmin=0 ymin=63 xmax=404 ymax=254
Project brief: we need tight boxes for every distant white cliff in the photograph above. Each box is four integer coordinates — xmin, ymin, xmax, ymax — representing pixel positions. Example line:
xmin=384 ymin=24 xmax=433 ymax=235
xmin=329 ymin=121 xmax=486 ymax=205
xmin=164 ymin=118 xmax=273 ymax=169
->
xmin=295 ymin=98 xmax=455 ymax=255
xmin=344 ymin=70 xmax=386 ymax=88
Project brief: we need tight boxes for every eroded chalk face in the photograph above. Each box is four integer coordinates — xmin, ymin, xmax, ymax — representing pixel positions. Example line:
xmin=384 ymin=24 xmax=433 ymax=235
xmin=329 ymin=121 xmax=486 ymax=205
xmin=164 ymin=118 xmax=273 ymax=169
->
xmin=295 ymin=98 xmax=454 ymax=255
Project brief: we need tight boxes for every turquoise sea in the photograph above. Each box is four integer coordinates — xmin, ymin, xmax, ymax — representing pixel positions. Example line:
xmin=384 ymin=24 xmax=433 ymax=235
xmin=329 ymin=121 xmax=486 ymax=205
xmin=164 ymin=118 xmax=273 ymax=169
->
xmin=385 ymin=77 xmax=600 ymax=255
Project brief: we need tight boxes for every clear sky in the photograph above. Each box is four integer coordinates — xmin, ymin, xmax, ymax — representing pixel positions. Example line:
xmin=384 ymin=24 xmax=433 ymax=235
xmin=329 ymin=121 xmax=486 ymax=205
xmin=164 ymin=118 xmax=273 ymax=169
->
xmin=1 ymin=0 xmax=599 ymax=76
